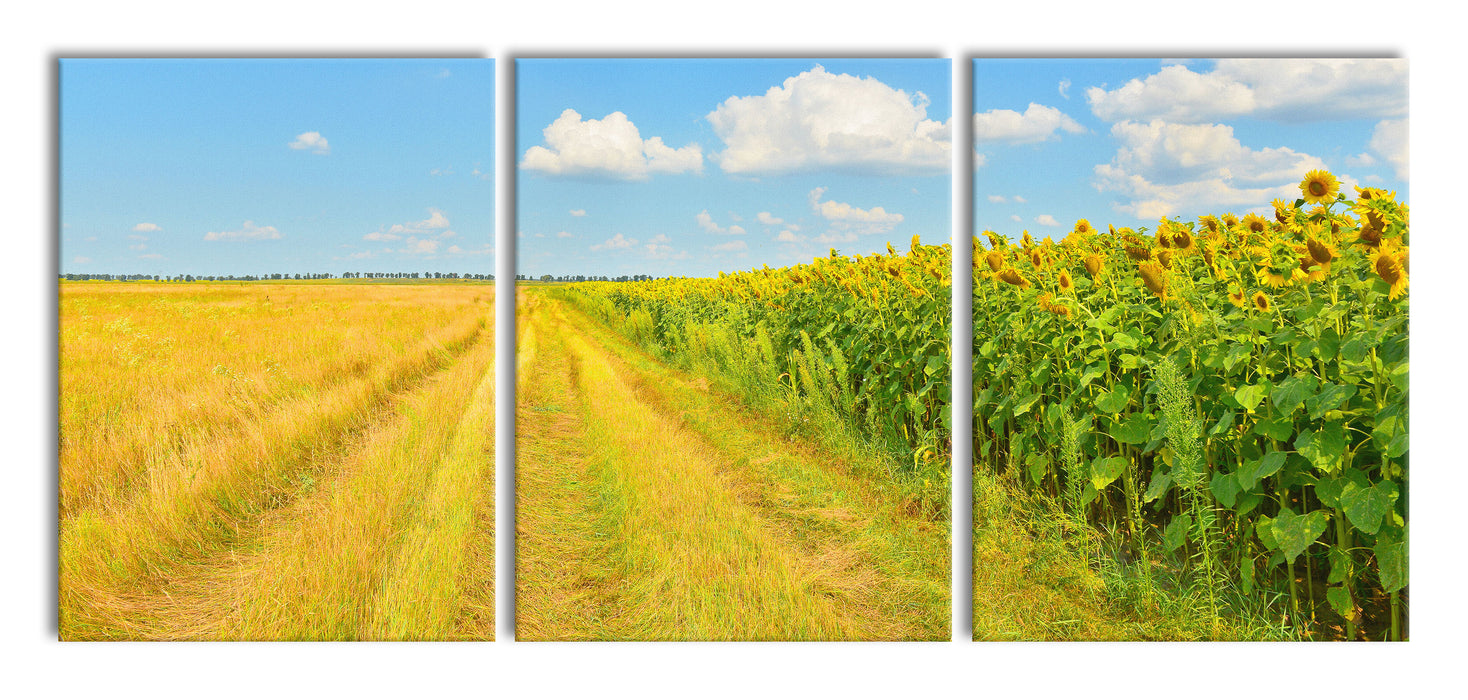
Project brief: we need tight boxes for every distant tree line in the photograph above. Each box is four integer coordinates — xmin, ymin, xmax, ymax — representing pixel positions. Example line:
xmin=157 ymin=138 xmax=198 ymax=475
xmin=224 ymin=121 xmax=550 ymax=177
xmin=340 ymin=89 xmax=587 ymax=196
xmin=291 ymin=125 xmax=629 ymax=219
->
xmin=518 ymin=274 xmax=658 ymax=283
xmin=60 ymin=272 xmax=495 ymax=282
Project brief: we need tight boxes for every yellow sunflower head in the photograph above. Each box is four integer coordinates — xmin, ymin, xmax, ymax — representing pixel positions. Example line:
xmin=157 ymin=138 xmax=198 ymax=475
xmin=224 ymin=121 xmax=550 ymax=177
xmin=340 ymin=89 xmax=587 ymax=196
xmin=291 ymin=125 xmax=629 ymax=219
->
xmin=986 ymin=231 xmax=1006 ymax=249
xmin=1029 ymin=249 xmax=1045 ymax=268
xmin=1157 ymin=250 xmax=1174 ymax=269
xmin=1138 ymin=262 xmax=1167 ymax=298
xmin=1198 ymin=215 xmax=1221 ymax=235
xmin=1252 ymin=291 xmax=1271 ymax=312
xmin=1371 ymin=247 xmax=1409 ymax=300
xmin=1171 ymin=227 xmax=1195 ymax=253
xmin=1058 ymin=269 xmax=1074 ymax=293
xmin=1300 ymin=169 xmax=1341 ymax=205
xmin=1074 ymin=219 xmax=1094 ymax=236
xmin=887 ymin=241 xmax=897 ymax=256
xmin=1241 ymin=212 xmax=1270 ymax=237
xmin=1155 ymin=224 xmax=1173 ymax=249
xmin=1271 ymin=198 xmax=1296 ymax=224
xmin=910 ymin=233 xmax=922 ymax=253
xmin=985 ymin=250 xmax=1005 ymax=272
xmin=1228 ymin=285 xmax=1248 ymax=309
xmin=998 ymin=268 xmax=1030 ymax=288
xmin=1222 ymin=213 xmax=1240 ymax=228
xmin=1305 ymin=235 xmax=1336 ymax=266
xmin=1125 ymin=244 xmax=1151 ymax=262
xmin=1084 ymin=253 xmax=1104 ymax=278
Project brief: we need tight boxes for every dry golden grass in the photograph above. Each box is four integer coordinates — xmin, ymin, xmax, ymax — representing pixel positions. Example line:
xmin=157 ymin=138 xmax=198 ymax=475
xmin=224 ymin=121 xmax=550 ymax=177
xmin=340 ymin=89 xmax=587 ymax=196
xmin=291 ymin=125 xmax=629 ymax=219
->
xmin=515 ymin=292 xmax=949 ymax=640
xmin=59 ymin=281 xmax=495 ymax=640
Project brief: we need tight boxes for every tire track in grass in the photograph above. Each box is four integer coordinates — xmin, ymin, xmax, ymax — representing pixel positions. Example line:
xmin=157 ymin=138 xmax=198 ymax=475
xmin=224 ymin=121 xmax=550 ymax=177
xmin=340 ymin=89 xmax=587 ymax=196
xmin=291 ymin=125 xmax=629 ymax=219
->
xmin=514 ymin=298 xmax=622 ymax=640
xmin=60 ymin=315 xmax=489 ymax=639
xmin=518 ymin=293 xmax=940 ymax=640
xmin=553 ymin=299 xmax=949 ymax=640
xmin=81 ymin=314 xmax=497 ymax=640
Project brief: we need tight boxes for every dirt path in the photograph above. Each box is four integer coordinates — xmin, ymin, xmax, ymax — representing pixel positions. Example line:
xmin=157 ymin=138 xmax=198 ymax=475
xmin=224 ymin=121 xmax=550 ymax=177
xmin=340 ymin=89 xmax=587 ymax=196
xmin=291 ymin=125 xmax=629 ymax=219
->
xmin=515 ymin=290 xmax=949 ymax=641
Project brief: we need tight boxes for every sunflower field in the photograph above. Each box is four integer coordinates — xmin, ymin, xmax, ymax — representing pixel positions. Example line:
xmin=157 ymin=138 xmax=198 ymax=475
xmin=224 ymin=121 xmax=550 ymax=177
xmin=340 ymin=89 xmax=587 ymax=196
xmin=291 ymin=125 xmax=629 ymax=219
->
xmin=555 ymin=235 xmax=954 ymax=507
xmin=973 ymin=170 xmax=1408 ymax=639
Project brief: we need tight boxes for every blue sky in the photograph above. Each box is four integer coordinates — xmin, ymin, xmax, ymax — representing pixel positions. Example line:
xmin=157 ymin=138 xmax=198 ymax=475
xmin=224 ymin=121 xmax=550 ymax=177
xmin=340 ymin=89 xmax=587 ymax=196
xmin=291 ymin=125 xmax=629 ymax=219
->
xmin=973 ymin=58 xmax=1409 ymax=239
xmin=60 ymin=59 xmax=493 ymax=276
xmin=516 ymin=59 xmax=951 ymax=279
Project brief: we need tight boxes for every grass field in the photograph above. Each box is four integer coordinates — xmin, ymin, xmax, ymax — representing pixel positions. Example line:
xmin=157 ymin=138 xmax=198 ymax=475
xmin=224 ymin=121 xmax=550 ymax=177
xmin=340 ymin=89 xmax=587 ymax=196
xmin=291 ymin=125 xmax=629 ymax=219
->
xmin=515 ymin=288 xmax=951 ymax=640
xmin=58 ymin=281 xmax=496 ymax=640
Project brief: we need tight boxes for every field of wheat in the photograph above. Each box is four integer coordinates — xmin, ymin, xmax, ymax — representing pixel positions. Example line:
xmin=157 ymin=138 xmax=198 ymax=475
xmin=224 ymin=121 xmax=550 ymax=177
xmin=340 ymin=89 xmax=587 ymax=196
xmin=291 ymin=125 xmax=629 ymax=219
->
xmin=59 ymin=281 xmax=497 ymax=640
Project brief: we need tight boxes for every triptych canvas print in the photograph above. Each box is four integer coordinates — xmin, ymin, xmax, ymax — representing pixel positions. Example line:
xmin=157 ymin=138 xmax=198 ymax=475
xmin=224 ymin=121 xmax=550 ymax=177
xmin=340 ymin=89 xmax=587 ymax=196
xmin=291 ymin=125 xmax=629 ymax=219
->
xmin=57 ymin=57 xmax=1409 ymax=641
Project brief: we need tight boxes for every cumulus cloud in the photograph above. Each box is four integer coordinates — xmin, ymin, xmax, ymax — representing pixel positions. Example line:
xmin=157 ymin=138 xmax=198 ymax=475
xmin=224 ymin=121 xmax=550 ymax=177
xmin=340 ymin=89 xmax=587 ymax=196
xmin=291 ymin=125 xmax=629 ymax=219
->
xmin=696 ymin=210 xmax=746 ymax=235
xmin=1035 ymin=214 xmax=1061 ymax=227
xmin=707 ymin=65 xmax=951 ymax=175
xmin=807 ymin=187 xmax=904 ymax=239
xmin=129 ymin=243 xmax=147 ymax=251
xmin=643 ymin=233 xmax=687 ymax=260
xmin=520 ymin=109 xmax=702 ymax=180
xmin=1058 ymin=79 xmax=1071 ymax=99
xmin=367 ymin=208 xmax=454 ymax=242
xmin=1366 ymin=118 xmax=1409 ymax=180
xmin=973 ymin=103 xmax=1087 ymax=144
xmin=987 ymin=195 xmax=1007 ymax=204
xmin=289 ymin=131 xmax=331 ymax=155
xmin=712 ymin=240 xmax=747 ymax=252
xmin=1014 ymin=196 xmax=1027 ymax=204
xmin=132 ymin=223 xmax=161 ymax=232
xmin=775 ymin=230 xmax=803 ymax=243
xmin=1086 ymin=59 xmax=1408 ymax=124
xmin=591 ymin=233 xmax=638 ymax=251
xmin=1093 ymin=119 xmax=1346 ymax=219
xmin=127 ymin=234 xmax=148 ymax=241
xmin=556 ymin=231 xmax=574 ymax=239
xmin=756 ymin=212 xmax=784 ymax=226
xmin=569 ymin=209 xmax=587 ymax=217
xmin=204 ymin=221 xmax=282 ymax=241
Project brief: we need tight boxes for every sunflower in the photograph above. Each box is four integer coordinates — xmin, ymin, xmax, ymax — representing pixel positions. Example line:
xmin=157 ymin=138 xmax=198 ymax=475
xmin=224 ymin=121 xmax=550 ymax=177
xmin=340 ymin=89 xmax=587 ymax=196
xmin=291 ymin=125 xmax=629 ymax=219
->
xmin=1198 ymin=214 xmax=1221 ymax=236
xmin=1050 ymin=302 xmax=1073 ymax=318
xmin=1084 ymin=253 xmax=1104 ymax=278
xmin=1029 ymin=249 xmax=1045 ymax=268
xmin=1171 ymin=227 xmax=1196 ymax=253
xmin=887 ymin=242 xmax=897 ymax=256
xmin=1222 ymin=213 xmax=1240 ymax=229
xmin=1228 ymin=285 xmax=1248 ymax=309
xmin=1138 ymin=262 xmax=1167 ymax=298
xmin=1155 ymin=224 xmax=1173 ymax=249
xmin=1399 ymin=246 xmax=1410 ymax=274
xmin=1022 ymin=231 xmax=1034 ymax=249
xmin=1157 ymin=250 xmax=1174 ymax=269
xmin=985 ymin=250 xmax=1005 ymax=272
xmin=1371 ymin=247 xmax=1409 ymax=300
xmin=1252 ymin=291 xmax=1271 ymax=312
xmin=910 ymin=233 xmax=922 ymax=253
xmin=1358 ymin=221 xmax=1384 ymax=248
xmin=1271 ymin=198 xmax=1296 ymax=224
xmin=1355 ymin=185 xmax=1386 ymax=203
xmin=998 ymin=268 xmax=1030 ymax=288
xmin=1241 ymin=212 xmax=1270 ymax=238
xmin=1305 ymin=235 xmax=1336 ymax=266
xmin=985 ymin=231 xmax=1006 ymax=249
xmin=1057 ymin=269 xmax=1074 ymax=293
xmin=1074 ymin=219 xmax=1095 ymax=236
xmin=1300 ymin=169 xmax=1340 ymax=205
xmin=1125 ymin=244 xmax=1151 ymax=262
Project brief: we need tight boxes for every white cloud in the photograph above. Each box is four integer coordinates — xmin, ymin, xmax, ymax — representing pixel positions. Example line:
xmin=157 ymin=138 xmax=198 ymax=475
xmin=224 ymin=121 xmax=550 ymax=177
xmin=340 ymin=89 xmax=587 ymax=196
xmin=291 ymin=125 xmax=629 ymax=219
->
xmin=987 ymin=195 xmax=1007 ymax=204
xmin=127 ymin=234 xmax=148 ymax=241
xmin=129 ymin=243 xmax=147 ymax=251
xmin=695 ymin=210 xmax=746 ymax=235
xmin=973 ymin=152 xmax=987 ymax=169
xmin=1014 ymin=196 xmax=1027 ymax=204
xmin=520 ymin=109 xmax=702 ymax=180
xmin=591 ymin=233 xmax=638 ymax=251
xmin=642 ymin=233 xmax=687 ymax=260
xmin=707 ymin=65 xmax=951 ymax=175
xmin=1367 ymin=118 xmax=1409 ymax=180
xmin=1092 ymin=119 xmax=1348 ymax=219
xmin=288 ymin=131 xmax=331 ymax=155
xmin=1058 ymin=79 xmax=1071 ymax=99
xmin=808 ymin=186 xmax=904 ymax=238
xmin=569 ymin=209 xmax=587 ymax=217
xmin=556 ymin=231 xmax=574 ymax=239
xmin=1086 ymin=59 xmax=1408 ymax=124
xmin=368 ymin=208 xmax=453 ymax=242
xmin=1035 ymin=214 xmax=1061 ymax=227
xmin=430 ymin=167 xmax=454 ymax=176
xmin=756 ymin=212 xmax=784 ymax=226
xmin=400 ymin=238 xmax=440 ymax=255
xmin=1010 ymin=215 xmax=1023 ymax=222
xmin=204 ymin=221 xmax=282 ymax=241
xmin=132 ymin=223 xmax=160 ymax=233
xmin=712 ymin=240 xmax=747 ymax=252
xmin=72 ymin=256 xmax=91 ymax=264
xmin=775 ymin=230 xmax=803 ymax=243
xmin=973 ymin=103 xmax=1087 ymax=145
